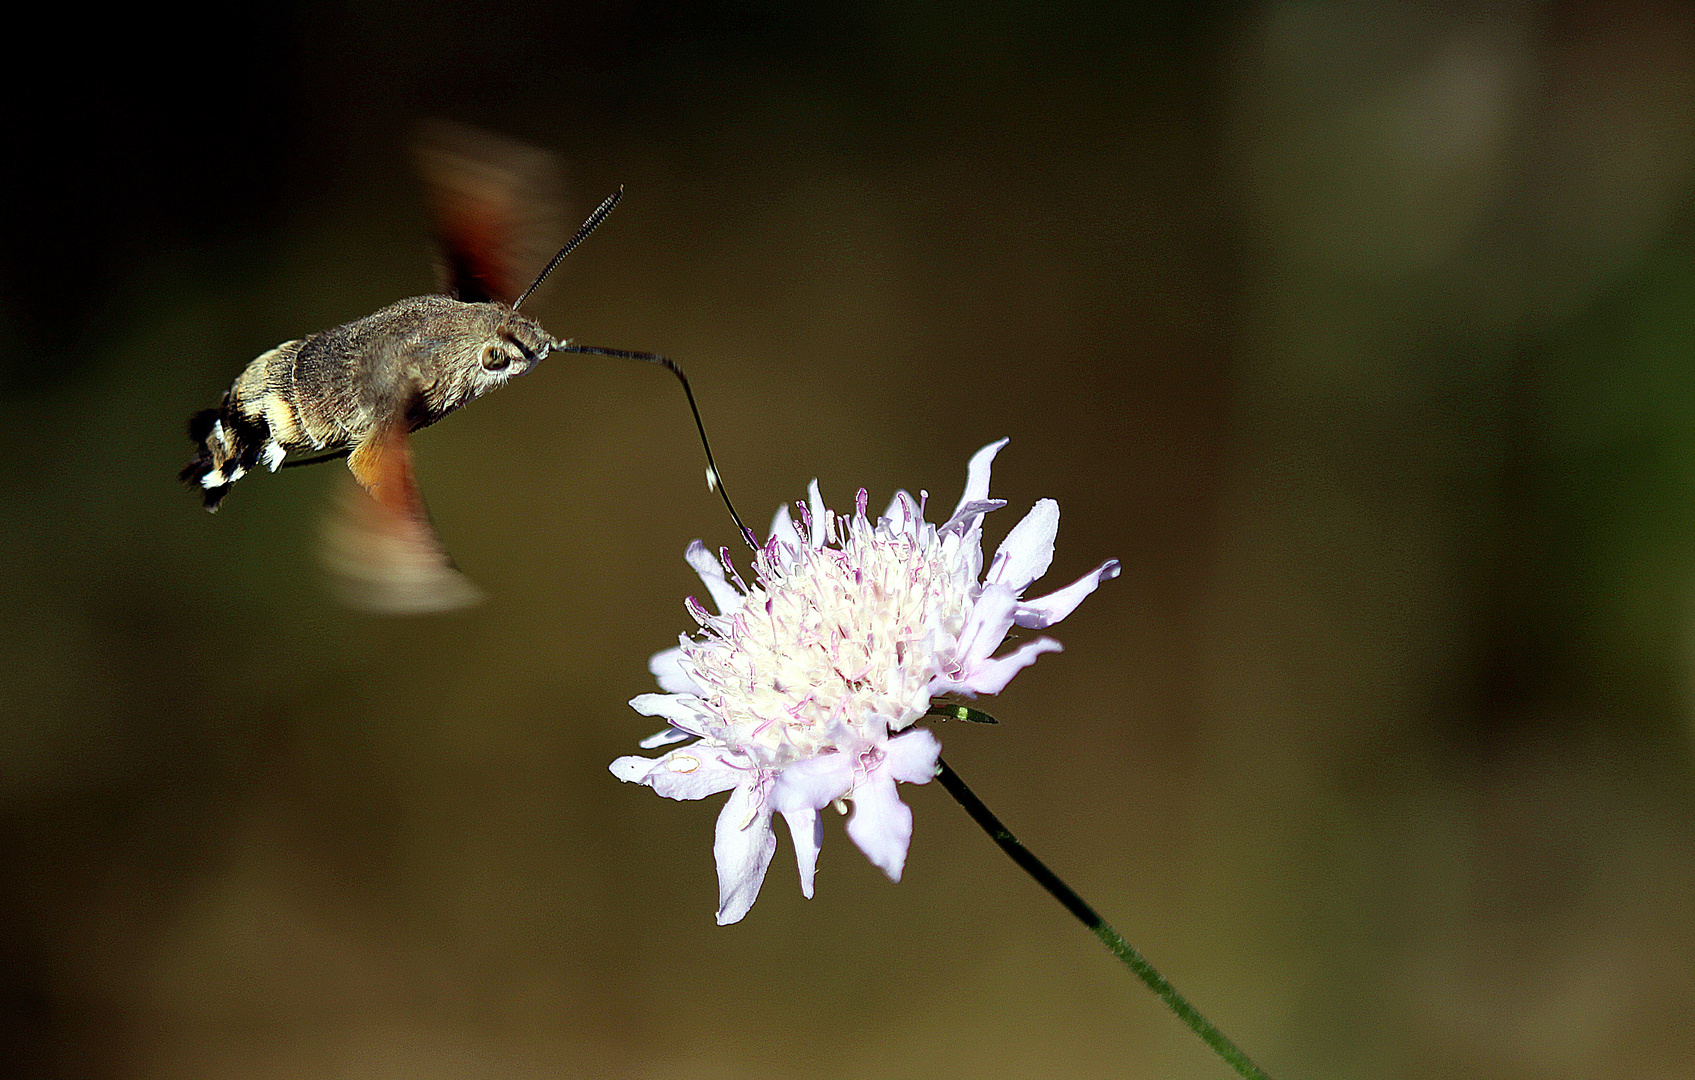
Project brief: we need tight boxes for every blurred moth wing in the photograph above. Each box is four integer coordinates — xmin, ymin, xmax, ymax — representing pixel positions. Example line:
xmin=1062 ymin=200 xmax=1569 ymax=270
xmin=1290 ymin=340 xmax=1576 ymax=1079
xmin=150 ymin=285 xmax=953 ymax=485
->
xmin=320 ymin=406 xmax=484 ymax=614
xmin=413 ymin=118 xmax=567 ymax=304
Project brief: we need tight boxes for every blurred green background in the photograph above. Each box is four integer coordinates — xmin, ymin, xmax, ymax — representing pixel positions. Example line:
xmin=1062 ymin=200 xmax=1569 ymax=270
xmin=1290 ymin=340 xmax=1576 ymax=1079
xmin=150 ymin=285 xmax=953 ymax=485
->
xmin=4 ymin=2 xmax=1695 ymax=1077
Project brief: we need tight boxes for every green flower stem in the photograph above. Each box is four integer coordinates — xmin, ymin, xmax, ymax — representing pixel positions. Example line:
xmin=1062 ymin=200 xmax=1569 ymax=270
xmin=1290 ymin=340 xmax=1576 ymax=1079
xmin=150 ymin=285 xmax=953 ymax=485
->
xmin=927 ymin=737 xmax=1273 ymax=1080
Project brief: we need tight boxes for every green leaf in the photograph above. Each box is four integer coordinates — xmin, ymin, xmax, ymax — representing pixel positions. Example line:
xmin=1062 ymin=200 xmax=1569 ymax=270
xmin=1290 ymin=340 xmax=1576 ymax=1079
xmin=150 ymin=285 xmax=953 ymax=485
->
xmin=925 ymin=703 xmax=999 ymax=724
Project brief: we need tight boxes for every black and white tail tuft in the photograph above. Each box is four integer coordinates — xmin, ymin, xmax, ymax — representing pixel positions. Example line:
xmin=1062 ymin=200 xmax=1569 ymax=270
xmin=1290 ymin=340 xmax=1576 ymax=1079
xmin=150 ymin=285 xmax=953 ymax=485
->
xmin=179 ymin=402 xmax=272 ymax=511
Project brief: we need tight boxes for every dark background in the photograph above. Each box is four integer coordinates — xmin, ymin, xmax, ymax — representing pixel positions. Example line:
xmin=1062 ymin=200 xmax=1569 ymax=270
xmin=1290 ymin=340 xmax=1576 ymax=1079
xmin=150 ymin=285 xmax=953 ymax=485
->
xmin=3 ymin=2 xmax=1694 ymax=1077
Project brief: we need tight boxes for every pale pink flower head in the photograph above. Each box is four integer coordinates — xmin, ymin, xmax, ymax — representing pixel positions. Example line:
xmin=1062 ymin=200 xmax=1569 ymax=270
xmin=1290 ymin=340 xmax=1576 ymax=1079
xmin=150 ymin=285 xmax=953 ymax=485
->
xmin=610 ymin=439 xmax=1120 ymax=924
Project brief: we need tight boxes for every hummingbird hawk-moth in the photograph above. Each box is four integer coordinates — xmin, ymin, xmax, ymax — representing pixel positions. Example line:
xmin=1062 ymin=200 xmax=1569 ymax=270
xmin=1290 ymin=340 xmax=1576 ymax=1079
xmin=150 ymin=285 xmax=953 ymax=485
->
xmin=181 ymin=123 xmax=749 ymax=612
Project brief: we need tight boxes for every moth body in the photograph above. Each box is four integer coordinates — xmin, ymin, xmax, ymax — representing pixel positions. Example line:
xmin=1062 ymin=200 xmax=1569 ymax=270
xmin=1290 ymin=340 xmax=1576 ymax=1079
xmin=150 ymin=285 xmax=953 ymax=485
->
xmin=181 ymin=295 xmax=553 ymax=510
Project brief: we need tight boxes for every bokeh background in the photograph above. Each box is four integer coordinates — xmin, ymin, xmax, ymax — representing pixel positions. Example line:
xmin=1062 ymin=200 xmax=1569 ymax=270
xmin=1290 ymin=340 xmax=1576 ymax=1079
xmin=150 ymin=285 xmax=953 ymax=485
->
xmin=4 ymin=1 xmax=1695 ymax=1077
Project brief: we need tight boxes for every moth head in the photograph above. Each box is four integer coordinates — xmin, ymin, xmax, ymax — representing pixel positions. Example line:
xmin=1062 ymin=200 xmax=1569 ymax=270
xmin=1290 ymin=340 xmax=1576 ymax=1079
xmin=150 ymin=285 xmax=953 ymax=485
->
xmin=468 ymin=308 xmax=553 ymax=389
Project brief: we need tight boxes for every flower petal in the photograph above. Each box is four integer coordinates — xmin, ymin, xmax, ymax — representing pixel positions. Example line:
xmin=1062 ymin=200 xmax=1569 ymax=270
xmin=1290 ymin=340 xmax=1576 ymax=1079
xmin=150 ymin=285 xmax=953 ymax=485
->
xmin=629 ymin=692 xmax=711 ymax=737
xmin=610 ymin=735 xmax=742 ymax=796
xmin=1014 ymin=559 xmax=1122 ymax=629
xmin=938 ymin=498 xmax=1007 ymax=538
xmin=951 ymin=637 xmax=1063 ymax=696
xmin=768 ymin=752 xmax=854 ymax=813
xmin=845 ymin=767 xmax=914 ymax=883
xmin=769 ymin=504 xmax=804 ymax=553
xmin=649 ymin=644 xmax=702 ymax=695
xmin=638 ymin=726 xmax=694 ymax=749
xmin=989 ymin=498 xmax=1058 ymax=593
xmin=781 ymin=808 xmax=823 ymax=898
xmin=952 ymin=438 xmax=1009 ymax=520
xmin=715 ymin=784 xmax=778 ymax=924
xmin=685 ymin=540 xmax=744 ymax=615
xmin=807 ymin=480 xmax=831 ymax=548
xmin=608 ymin=754 xmax=663 ymax=785
xmin=882 ymin=489 xmax=919 ymax=537
xmin=883 ymin=728 xmax=942 ymax=785
xmin=609 ymin=744 xmax=743 ymax=800
xmin=953 ymin=583 xmax=1019 ymax=671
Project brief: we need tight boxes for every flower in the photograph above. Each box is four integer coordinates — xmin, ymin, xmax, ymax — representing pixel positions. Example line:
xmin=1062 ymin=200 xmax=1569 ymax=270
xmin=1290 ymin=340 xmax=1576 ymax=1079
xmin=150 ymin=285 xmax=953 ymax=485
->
xmin=610 ymin=439 xmax=1120 ymax=924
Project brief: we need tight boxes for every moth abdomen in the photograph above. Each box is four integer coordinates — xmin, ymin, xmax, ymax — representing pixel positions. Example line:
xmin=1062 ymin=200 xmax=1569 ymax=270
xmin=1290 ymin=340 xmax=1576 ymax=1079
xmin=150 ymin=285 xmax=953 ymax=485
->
xmin=180 ymin=339 xmax=316 ymax=510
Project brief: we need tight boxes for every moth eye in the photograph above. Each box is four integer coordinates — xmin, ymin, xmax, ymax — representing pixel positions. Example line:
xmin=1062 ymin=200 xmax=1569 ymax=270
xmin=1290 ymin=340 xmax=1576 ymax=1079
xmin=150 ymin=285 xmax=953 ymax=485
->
xmin=481 ymin=344 xmax=511 ymax=372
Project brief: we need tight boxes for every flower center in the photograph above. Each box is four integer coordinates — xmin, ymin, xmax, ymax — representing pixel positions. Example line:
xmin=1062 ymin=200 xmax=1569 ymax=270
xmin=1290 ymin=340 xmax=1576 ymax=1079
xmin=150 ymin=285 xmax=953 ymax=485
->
xmin=679 ymin=499 xmax=973 ymax=769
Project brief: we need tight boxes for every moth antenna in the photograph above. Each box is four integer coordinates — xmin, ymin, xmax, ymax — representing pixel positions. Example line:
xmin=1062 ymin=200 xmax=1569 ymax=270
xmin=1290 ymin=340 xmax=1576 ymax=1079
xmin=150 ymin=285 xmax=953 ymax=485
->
xmin=556 ymin=343 xmax=757 ymax=549
xmin=513 ymin=187 xmax=623 ymax=310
